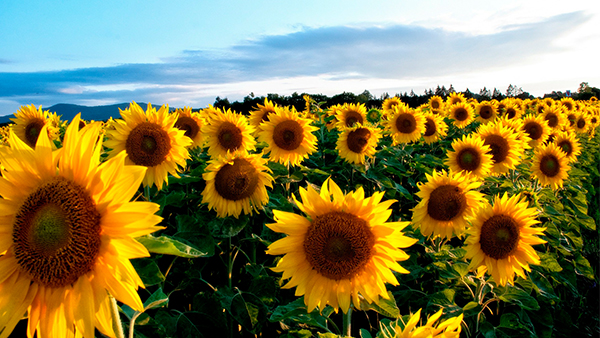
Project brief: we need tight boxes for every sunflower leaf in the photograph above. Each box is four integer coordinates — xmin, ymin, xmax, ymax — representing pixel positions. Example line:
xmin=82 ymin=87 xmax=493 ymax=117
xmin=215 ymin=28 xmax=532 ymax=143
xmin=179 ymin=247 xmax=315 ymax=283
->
xmin=359 ymin=291 xmax=400 ymax=318
xmin=138 ymin=235 xmax=210 ymax=258
xmin=144 ymin=288 xmax=169 ymax=310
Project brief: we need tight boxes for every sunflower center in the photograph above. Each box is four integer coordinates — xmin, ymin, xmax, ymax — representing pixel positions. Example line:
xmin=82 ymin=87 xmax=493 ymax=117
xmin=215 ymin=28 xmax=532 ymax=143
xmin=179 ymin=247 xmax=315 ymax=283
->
xmin=217 ymin=121 xmax=244 ymax=152
xmin=303 ymin=211 xmax=374 ymax=280
xmin=175 ymin=116 xmax=200 ymax=139
xmin=454 ymin=107 xmax=469 ymax=121
xmin=424 ymin=118 xmax=437 ymax=137
xmin=125 ymin=122 xmax=172 ymax=167
xmin=524 ymin=122 xmax=543 ymax=140
xmin=214 ymin=158 xmax=259 ymax=201
xmin=12 ymin=177 xmax=101 ymax=288
xmin=427 ymin=185 xmax=466 ymax=221
xmin=484 ymin=135 xmax=509 ymax=163
xmin=545 ymin=113 xmax=559 ymax=128
xmin=347 ymin=128 xmax=371 ymax=153
xmin=25 ymin=118 xmax=46 ymax=147
xmin=479 ymin=106 xmax=493 ymax=119
xmin=344 ymin=111 xmax=363 ymax=127
xmin=273 ymin=119 xmax=304 ymax=151
xmin=540 ymin=155 xmax=560 ymax=177
xmin=567 ymin=114 xmax=576 ymax=126
xmin=260 ymin=111 xmax=273 ymax=122
xmin=577 ymin=118 xmax=586 ymax=129
xmin=396 ymin=113 xmax=416 ymax=133
xmin=506 ymin=108 xmax=517 ymax=119
xmin=431 ymin=100 xmax=440 ymax=109
xmin=457 ymin=148 xmax=481 ymax=172
xmin=479 ymin=215 xmax=520 ymax=260
xmin=557 ymin=140 xmax=572 ymax=156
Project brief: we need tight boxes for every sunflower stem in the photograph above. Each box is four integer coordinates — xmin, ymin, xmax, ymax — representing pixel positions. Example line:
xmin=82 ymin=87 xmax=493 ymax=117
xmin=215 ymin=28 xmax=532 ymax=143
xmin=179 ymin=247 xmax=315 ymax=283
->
xmin=342 ymin=306 xmax=353 ymax=337
xmin=144 ymin=185 xmax=151 ymax=202
xmin=109 ymin=295 xmax=126 ymax=338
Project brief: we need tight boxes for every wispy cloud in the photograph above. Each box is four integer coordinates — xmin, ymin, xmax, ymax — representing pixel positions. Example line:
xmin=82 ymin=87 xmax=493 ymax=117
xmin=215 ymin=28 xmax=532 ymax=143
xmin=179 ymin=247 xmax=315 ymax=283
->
xmin=0 ymin=11 xmax=590 ymax=113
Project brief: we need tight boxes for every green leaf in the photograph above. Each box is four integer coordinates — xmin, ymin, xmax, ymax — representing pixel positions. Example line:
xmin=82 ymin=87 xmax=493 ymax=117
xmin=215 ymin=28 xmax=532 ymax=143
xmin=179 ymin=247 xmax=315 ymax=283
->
xmin=427 ymin=289 xmax=455 ymax=307
xmin=452 ymin=262 xmax=470 ymax=277
xmin=574 ymin=254 xmax=595 ymax=279
xmin=539 ymin=252 xmax=563 ymax=273
xmin=498 ymin=287 xmax=539 ymax=311
xmin=359 ymin=328 xmax=373 ymax=338
xmin=207 ymin=214 xmax=250 ymax=238
xmin=359 ymin=291 xmax=399 ymax=318
xmin=131 ymin=258 xmax=165 ymax=287
xmin=144 ymin=288 xmax=169 ymax=310
xmin=317 ymin=333 xmax=341 ymax=338
xmin=270 ymin=298 xmax=331 ymax=332
xmin=138 ymin=235 xmax=210 ymax=258
xmin=230 ymin=292 xmax=268 ymax=334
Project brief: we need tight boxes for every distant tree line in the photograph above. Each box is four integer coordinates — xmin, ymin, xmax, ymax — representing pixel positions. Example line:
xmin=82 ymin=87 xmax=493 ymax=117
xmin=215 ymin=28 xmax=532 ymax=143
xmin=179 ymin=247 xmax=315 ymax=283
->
xmin=212 ymin=82 xmax=599 ymax=114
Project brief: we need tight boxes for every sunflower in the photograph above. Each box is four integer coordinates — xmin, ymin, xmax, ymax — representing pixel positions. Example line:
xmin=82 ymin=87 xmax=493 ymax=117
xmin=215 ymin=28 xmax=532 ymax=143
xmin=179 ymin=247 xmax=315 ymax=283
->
xmin=552 ymin=130 xmax=582 ymax=163
xmin=465 ymin=193 xmax=546 ymax=286
xmin=412 ymin=170 xmax=484 ymax=239
xmin=201 ymin=151 xmax=273 ymax=218
xmin=573 ymin=112 xmax=590 ymax=134
xmin=428 ymin=96 xmax=445 ymax=115
xmin=201 ymin=107 xmax=256 ymax=159
xmin=0 ymin=114 xmax=163 ymax=338
xmin=560 ymin=97 xmax=576 ymax=113
xmin=422 ymin=113 xmax=448 ymax=144
xmin=476 ymin=122 xmax=523 ymax=175
xmin=500 ymin=99 xmax=522 ymax=120
xmin=390 ymin=308 xmax=463 ymax=338
xmin=382 ymin=97 xmax=403 ymax=113
xmin=104 ymin=102 xmax=192 ymax=191
xmin=444 ymin=133 xmax=493 ymax=179
xmin=10 ymin=104 xmax=60 ymax=149
xmin=258 ymin=106 xmax=318 ymax=166
xmin=266 ymin=178 xmax=416 ymax=313
xmin=446 ymin=92 xmax=466 ymax=106
xmin=366 ymin=108 xmax=382 ymax=124
xmin=531 ymin=143 xmax=570 ymax=190
xmin=475 ymin=101 xmax=498 ymax=124
xmin=448 ymin=102 xmax=475 ymax=129
xmin=496 ymin=115 xmax=532 ymax=151
xmin=336 ymin=124 xmax=381 ymax=165
xmin=249 ymin=98 xmax=278 ymax=134
xmin=334 ymin=103 xmax=368 ymax=130
xmin=541 ymin=104 xmax=566 ymax=131
xmin=385 ymin=105 xmax=426 ymax=145
xmin=173 ymin=107 xmax=205 ymax=149
xmin=521 ymin=114 xmax=551 ymax=148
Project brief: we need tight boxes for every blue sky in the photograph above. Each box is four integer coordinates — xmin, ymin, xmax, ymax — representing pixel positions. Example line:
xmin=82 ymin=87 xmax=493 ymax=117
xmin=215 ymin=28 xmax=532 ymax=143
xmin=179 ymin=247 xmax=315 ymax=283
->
xmin=1 ymin=0 xmax=599 ymax=116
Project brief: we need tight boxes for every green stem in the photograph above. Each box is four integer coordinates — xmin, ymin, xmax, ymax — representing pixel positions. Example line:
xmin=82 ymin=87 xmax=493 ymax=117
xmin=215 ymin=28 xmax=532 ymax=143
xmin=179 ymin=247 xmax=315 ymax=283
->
xmin=342 ymin=306 xmax=353 ymax=337
xmin=144 ymin=185 xmax=151 ymax=202
xmin=109 ymin=295 xmax=125 ymax=338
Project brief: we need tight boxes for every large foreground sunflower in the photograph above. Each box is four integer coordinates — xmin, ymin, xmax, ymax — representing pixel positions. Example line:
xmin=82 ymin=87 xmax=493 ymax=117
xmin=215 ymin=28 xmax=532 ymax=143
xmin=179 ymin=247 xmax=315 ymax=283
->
xmin=0 ymin=115 xmax=163 ymax=338
xmin=444 ymin=133 xmax=493 ymax=179
xmin=385 ymin=105 xmax=426 ymax=145
xmin=201 ymin=151 xmax=273 ymax=218
xmin=202 ymin=107 xmax=256 ymax=159
xmin=257 ymin=106 xmax=318 ymax=166
xmin=531 ymin=143 xmax=570 ymax=190
xmin=266 ymin=178 xmax=416 ymax=313
xmin=336 ymin=124 xmax=381 ymax=165
xmin=465 ymin=193 xmax=546 ymax=286
xmin=412 ymin=170 xmax=484 ymax=239
xmin=104 ymin=102 xmax=192 ymax=191
xmin=10 ymin=104 xmax=60 ymax=149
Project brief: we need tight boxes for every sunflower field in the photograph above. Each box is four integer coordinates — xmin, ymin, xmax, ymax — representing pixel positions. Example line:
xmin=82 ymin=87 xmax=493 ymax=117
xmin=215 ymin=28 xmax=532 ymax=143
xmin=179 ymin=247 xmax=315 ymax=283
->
xmin=0 ymin=94 xmax=598 ymax=338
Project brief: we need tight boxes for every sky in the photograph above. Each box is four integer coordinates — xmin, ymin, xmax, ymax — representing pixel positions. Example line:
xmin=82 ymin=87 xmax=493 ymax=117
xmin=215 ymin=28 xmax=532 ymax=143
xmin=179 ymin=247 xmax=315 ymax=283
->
xmin=1 ymin=0 xmax=599 ymax=116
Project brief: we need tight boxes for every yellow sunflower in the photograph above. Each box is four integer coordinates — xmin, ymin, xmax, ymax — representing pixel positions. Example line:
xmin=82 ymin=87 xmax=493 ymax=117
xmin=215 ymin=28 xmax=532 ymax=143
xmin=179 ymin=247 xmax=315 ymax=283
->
xmin=104 ymin=102 xmax=192 ymax=191
xmin=428 ymin=96 xmax=445 ymax=115
xmin=465 ymin=193 xmax=546 ymax=286
xmin=173 ymin=107 xmax=205 ymax=149
xmin=560 ymin=97 xmax=576 ymax=113
xmin=496 ymin=115 xmax=532 ymax=151
xmin=266 ymin=178 xmax=416 ymax=314
xmin=446 ymin=92 xmax=466 ymax=106
xmin=422 ymin=113 xmax=448 ymax=144
xmin=476 ymin=122 xmax=523 ymax=175
xmin=412 ymin=170 xmax=484 ymax=239
xmin=201 ymin=107 xmax=256 ymax=159
xmin=382 ymin=97 xmax=403 ymax=113
xmin=0 ymin=115 xmax=163 ymax=338
xmin=257 ymin=106 xmax=318 ymax=166
xmin=573 ymin=111 xmax=590 ymax=134
xmin=201 ymin=151 xmax=273 ymax=218
xmin=336 ymin=124 xmax=381 ymax=165
xmin=334 ymin=103 xmax=368 ymax=130
xmin=10 ymin=104 xmax=60 ymax=149
xmin=521 ymin=114 xmax=551 ymax=148
xmin=249 ymin=98 xmax=278 ymax=135
xmin=541 ymin=104 xmax=567 ymax=131
xmin=500 ymin=99 xmax=522 ymax=120
xmin=448 ymin=102 xmax=475 ymax=129
xmin=390 ymin=308 xmax=463 ymax=338
xmin=385 ymin=105 xmax=426 ymax=145
xmin=531 ymin=143 xmax=570 ymax=190
xmin=444 ymin=133 xmax=493 ymax=179
xmin=552 ymin=130 xmax=582 ymax=163
xmin=475 ymin=101 xmax=498 ymax=124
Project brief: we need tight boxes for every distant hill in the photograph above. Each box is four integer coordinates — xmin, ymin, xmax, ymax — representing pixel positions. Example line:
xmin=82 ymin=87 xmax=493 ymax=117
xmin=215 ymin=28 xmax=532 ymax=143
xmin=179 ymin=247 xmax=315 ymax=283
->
xmin=0 ymin=102 xmax=163 ymax=125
